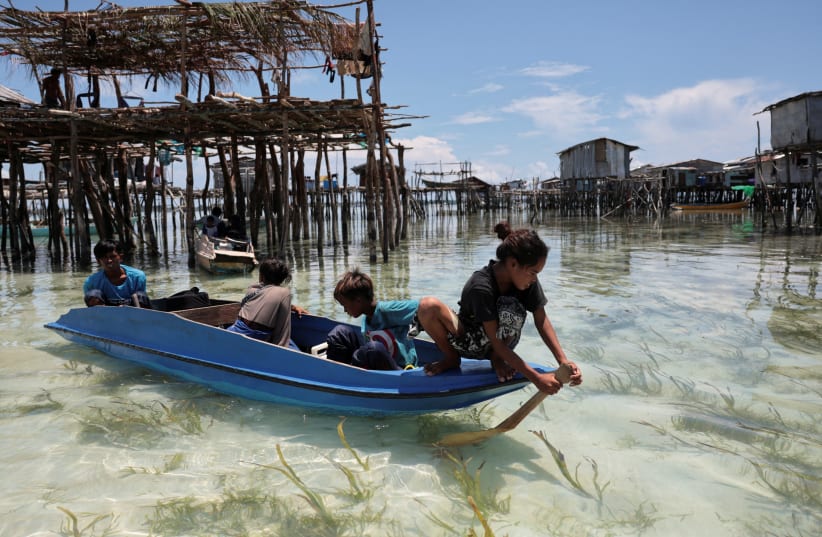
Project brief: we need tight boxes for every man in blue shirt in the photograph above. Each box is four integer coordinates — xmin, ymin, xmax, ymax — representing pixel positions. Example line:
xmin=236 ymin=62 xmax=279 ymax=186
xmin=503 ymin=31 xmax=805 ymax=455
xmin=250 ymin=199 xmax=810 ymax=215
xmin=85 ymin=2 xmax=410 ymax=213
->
xmin=83 ymin=239 xmax=150 ymax=307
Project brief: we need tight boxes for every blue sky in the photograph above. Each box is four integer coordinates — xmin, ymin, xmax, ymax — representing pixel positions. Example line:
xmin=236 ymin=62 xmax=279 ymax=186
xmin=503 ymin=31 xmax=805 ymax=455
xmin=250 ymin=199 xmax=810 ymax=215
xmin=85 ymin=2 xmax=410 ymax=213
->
xmin=3 ymin=0 xmax=821 ymax=184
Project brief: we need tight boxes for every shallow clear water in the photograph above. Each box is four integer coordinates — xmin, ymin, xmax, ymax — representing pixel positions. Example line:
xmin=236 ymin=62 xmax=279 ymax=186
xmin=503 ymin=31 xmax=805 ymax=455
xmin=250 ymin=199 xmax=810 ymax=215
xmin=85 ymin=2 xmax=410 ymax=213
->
xmin=1 ymin=211 xmax=820 ymax=536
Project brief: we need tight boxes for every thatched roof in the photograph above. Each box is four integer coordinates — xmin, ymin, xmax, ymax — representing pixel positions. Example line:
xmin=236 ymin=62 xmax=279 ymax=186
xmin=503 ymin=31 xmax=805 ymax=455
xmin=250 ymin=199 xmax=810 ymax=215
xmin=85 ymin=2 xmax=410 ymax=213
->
xmin=1 ymin=94 xmax=406 ymax=152
xmin=0 ymin=1 xmax=358 ymax=79
xmin=0 ymin=1 xmax=415 ymax=163
xmin=0 ymin=82 xmax=35 ymax=105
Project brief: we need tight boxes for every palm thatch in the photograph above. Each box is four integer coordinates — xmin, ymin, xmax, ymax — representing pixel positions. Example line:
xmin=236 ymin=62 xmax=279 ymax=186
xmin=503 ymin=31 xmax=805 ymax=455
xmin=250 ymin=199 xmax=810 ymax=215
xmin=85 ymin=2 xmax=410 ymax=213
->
xmin=0 ymin=0 xmax=357 ymax=78
xmin=0 ymin=1 xmax=414 ymax=162
xmin=0 ymin=1 xmax=412 ymax=265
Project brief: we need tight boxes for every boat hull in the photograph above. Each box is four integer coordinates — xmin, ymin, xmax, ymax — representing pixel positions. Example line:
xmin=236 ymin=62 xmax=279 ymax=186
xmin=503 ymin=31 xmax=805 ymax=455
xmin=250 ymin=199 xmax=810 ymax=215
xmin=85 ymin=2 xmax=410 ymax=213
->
xmin=670 ymin=199 xmax=751 ymax=211
xmin=45 ymin=305 xmax=546 ymax=416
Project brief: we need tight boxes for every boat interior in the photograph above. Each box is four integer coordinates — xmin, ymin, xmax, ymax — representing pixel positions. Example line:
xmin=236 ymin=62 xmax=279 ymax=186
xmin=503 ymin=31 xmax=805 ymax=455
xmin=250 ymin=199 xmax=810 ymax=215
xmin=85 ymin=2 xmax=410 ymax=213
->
xmin=162 ymin=298 xmax=444 ymax=366
xmin=163 ymin=299 xmax=336 ymax=359
xmin=172 ymin=301 xmax=241 ymax=329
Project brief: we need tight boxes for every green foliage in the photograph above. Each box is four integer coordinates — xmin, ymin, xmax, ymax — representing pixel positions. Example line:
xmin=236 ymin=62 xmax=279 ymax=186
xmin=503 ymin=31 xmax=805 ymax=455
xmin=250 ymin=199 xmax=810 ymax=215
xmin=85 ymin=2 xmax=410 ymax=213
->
xmin=597 ymin=363 xmax=664 ymax=396
xmin=442 ymin=450 xmax=510 ymax=517
xmin=57 ymin=506 xmax=118 ymax=537
xmin=75 ymin=398 xmax=208 ymax=448
xmin=146 ymin=489 xmax=288 ymax=536
xmin=337 ymin=418 xmax=370 ymax=471
xmin=63 ymin=360 xmax=93 ymax=374
xmin=11 ymin=389 xmax=63 ymax=415
xmin=416 ymin=403 xmax=495 ymax=445
xmin=120 ymin=452 xmax=185 ymax=476
xmin=530 ymin=430 xmax=590 ymax=497
xmin=465 ymin=496 xmax=501 ymax=537
xmin=244 ymin=444 xmax=375 ymax=537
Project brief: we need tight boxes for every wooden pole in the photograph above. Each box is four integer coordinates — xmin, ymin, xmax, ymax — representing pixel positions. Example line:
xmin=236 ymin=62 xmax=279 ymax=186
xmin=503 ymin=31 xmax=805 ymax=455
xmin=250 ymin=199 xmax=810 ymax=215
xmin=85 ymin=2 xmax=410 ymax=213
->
xmin=812 ymin=150 xmax=822 ymax=229
xmin=341 ymin=147 xmax=350 ymax=246
xmin=314 ymin=140 xmax=325 ymax=256
xmin=143 ymin=144 xmax=159 ymax=256
xmin=324 ymin=142 xmax=339 ymax=246
xmin=69 ymin=119 xmax=91 ymax=262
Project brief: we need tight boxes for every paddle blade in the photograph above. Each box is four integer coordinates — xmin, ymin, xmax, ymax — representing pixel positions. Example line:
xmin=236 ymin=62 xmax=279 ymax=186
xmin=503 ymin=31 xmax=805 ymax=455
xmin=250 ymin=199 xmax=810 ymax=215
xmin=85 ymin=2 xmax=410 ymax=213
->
xmin=436 ymin=364 xmax=573 ymax=447
xmin=436 ymin=428 xmax=505 ymax=447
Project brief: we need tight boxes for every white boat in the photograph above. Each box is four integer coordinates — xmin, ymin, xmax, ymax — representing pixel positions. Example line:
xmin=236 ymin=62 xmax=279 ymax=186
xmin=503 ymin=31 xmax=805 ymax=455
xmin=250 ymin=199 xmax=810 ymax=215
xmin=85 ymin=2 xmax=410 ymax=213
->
xmin=195 ymin=232 xmax=258 ymax=274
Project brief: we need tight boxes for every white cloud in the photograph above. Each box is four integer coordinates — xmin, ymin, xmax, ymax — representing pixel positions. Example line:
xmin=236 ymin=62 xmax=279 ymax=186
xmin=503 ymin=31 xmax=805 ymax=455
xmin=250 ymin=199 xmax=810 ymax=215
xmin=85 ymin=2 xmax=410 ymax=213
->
xmin=503 ymin=91 xmax=605 ymax=133
xmin=452 ymin=112 xmax=496 ymax=125
xmin=622 ymin=79 xmax=770 ymax=163
xmin=393 ymin=135 xmax=458 ymax=167
xmin=517 ymin=130 xmax=545 ymax=138
xmin=469 ymin=82 xmax=504 ymax=94
xmin=471 ymin=160 xmax=512 ymax=183
xmin=471 ymin=159 xmax=556 ymax=183
xmin=487 ymin=144 xmax=511 ymax=157
xmin=520 ymin=61 xmax=589 ymax=79
xmin=525 ymin=160 xmax=559 ymax=178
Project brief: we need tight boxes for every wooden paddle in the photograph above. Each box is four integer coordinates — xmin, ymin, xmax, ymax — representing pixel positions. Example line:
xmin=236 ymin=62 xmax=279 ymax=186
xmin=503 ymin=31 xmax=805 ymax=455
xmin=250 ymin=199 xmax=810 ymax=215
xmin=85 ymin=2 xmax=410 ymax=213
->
xmin=436 ymin=363 xmax=574 ymax=447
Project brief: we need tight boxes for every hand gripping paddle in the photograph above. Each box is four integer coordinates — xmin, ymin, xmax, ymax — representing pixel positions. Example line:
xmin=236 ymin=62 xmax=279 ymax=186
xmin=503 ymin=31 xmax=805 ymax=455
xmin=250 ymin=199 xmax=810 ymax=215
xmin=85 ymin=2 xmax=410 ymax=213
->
xmin=436 ymin=363 xmax=574 ymax=447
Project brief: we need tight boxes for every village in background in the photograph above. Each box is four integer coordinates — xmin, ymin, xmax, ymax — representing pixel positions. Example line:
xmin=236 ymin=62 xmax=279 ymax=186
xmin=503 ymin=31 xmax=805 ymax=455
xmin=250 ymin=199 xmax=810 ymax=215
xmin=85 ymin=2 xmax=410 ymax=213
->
xmin=4 ymin=82 xmax=820 ymax=219
xmin=1 ymin=1 xmax=820 ymax=267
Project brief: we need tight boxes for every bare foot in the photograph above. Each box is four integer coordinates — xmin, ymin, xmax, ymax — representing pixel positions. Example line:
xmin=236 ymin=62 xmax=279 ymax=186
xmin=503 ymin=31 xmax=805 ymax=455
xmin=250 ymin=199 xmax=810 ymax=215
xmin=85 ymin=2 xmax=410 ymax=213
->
xmin=424 ymin=357 xmax=461 ymax=376
xmin=490 ymin=355 xmax=515 ymax=383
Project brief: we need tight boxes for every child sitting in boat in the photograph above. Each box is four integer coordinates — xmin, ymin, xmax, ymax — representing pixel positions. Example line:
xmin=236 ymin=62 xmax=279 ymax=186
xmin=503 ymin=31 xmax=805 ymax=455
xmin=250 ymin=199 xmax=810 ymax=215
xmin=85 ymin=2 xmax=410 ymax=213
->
xmin=202 ymin=215 xmax=221 ymax=238
xmin=201 ymin=206 xmax=227 ymax=238
xmin=329 ymin=268 xmax=440 ymax=371
xmin=226 ymin=257 xmax=307 ymax=347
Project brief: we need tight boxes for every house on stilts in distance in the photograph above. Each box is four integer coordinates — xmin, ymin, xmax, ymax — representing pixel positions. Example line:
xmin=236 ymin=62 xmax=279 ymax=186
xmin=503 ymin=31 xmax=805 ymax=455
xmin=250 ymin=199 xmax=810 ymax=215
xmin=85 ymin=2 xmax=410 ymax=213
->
xmin=553 ymin=137 xmax=642 ymax=215
xmin=759 ymin=90 xmax=822 ymax=229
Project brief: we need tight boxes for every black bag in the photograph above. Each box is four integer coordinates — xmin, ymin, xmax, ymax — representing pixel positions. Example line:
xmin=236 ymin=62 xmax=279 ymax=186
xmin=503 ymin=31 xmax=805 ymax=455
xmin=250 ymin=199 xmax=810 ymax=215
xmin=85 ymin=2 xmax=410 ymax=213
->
xmin=151 ymin=287 xmax=210 ymax=312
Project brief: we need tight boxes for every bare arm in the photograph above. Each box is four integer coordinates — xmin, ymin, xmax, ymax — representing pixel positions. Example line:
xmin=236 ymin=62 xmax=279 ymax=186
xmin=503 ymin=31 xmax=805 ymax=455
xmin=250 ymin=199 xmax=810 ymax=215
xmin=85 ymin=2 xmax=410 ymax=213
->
xmin=482 ymin=318 xmax=564 ymax=394
xmin=533 ymin=307 xmax=582 ymax=385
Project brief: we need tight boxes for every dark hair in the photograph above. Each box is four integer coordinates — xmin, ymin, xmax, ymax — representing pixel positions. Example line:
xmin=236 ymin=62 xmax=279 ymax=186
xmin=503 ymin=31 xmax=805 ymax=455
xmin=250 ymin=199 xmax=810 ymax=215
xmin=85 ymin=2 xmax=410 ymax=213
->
xmin=259 ymin=257 xmax=292 ymax=286
xmin=205 ymin=215 xmax=216 ymax=225
xmin=228 ymin=214 xmax=244 ymax=231
xmin=93 ymin=239 xmax=121 ymax=260
xmin=333 ymin=268 xmax=374 ymax=302
xmin=493 ymin=221 xmax=549 ymax=266
xmin=211 ymin=206 xmax=223 ymax=217
xmin=50 ymin=67 xmax=61 ymax=75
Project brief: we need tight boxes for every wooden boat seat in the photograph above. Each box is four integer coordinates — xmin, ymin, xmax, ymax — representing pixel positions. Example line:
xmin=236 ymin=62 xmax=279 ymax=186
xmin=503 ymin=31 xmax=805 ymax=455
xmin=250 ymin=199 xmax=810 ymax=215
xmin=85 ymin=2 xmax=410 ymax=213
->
xmin=173 ymin=303 xmax=327 ymax=351
xmin=173 ymin=302 xmax=241 ymax=328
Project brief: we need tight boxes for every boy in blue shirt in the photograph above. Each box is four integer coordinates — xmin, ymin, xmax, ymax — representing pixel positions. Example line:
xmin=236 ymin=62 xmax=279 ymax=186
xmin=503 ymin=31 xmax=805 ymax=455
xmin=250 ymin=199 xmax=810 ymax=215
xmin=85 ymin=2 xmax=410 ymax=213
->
xmin=328 ymin=268 xmax=420 ymax=370
xmin=84 ymin=239 xmax=150 ymax=307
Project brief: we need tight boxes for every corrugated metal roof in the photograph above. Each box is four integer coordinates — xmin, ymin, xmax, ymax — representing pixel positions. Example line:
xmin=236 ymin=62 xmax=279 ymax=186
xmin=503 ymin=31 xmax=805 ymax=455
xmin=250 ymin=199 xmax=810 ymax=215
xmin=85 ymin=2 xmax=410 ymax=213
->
xmin=0 ymin=84 xmax=36 ymax=105
xmin=760 ymin=90 xmax=822 ymax=112
xmin=556 ymin=137 xmax=640 ymax=156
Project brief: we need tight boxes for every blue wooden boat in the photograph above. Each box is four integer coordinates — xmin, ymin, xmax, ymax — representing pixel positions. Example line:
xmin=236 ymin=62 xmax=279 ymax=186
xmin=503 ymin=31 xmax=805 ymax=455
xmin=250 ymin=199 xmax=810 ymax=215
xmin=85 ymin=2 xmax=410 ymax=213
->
xmin=44 ymin=301 xmax=552 ymax=416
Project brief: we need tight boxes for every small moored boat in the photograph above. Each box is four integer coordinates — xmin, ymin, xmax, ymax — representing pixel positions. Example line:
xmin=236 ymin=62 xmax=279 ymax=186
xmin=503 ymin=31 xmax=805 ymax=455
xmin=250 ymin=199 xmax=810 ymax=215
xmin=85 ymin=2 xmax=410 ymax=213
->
xmin=195 ymin=232 xmax=259 ymax=274
xmin=44 ymin=301 xmax=553 ymax=416
xmin=670 ymin=198 xmax=751 ymax=211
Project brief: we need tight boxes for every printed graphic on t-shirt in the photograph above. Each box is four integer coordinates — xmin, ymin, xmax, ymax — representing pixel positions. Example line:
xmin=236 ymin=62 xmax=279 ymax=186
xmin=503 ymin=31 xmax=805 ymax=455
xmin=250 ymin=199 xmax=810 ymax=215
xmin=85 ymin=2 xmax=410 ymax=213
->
xmin=449 ymin=295 xmax=527 ymax=358
xmin=367 ymin=329 xmax=398 ymax=357
xmin=496 ymin=296 xmax=526 ymax=348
